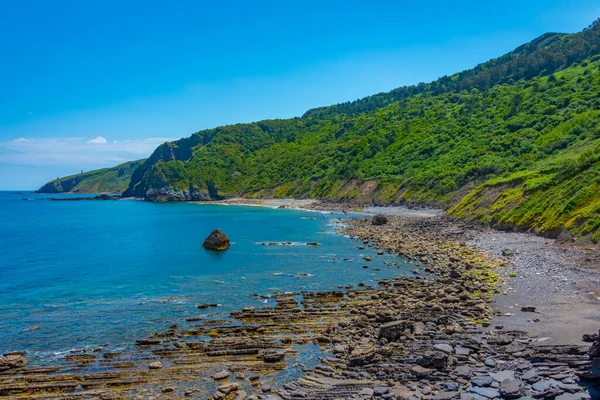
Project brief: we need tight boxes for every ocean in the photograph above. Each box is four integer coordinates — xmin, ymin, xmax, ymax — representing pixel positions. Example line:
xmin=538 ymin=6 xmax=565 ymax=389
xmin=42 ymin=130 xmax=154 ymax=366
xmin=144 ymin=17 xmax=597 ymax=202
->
xmin=0 ymin=191 xmax=414 ymax=366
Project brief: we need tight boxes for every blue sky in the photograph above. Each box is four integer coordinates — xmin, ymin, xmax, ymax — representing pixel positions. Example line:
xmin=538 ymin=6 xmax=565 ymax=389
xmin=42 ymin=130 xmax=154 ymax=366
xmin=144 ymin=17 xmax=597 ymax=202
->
xmin=1 ymin=0 xmax=599 ymax=189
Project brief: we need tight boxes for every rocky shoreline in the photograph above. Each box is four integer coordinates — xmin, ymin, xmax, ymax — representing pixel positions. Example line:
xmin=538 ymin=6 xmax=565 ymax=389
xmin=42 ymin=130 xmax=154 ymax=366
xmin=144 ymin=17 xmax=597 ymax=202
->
xmin=0 ymin=208 xmax=598 ymax=399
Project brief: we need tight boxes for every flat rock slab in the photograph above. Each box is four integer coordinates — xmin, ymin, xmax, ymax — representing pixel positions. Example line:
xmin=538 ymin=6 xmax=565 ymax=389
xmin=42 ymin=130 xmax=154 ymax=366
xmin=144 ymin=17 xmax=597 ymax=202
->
xmin=454 ymin=365 xmax=472 ymax=378
xmin=433 ymin=343 xmax=454 ymax=353
xmin=472 ymin=375 xmax=493 ymax=387
xmin=499 ymin=378 xmax=522 ymax=397
xmin=489 ymin=370 xmax=515 ymax=382
xmin=470 ymin=386 xmax=501 ymax=399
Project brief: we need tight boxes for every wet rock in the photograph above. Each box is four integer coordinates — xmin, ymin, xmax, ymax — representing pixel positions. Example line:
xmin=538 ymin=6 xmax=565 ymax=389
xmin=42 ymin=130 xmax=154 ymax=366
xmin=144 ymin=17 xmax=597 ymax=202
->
xmin=202 ymin=229 xmax=230 ymax=251
xmin=135 ymin=338 xmax=161 ymax=345
xmin=260 ymin=349 xmax=285 ymax=363
xmin=261 ymin=383 xmax=272 ymax=393
xmin=306 ymin=242 xmax=320 ymax=246
xmin=214 ymin=370 xmax=229 ymax=380
xmin=149 ymin=361 xmax=163 ymax=369
xmin=218 ymin=383 xmax=240 ymax=394
xmin=333 ymin=344 xmax=346 ymax=354
xmin=161 ymin=386 xmax=174 ymax=393
xmin=198 ymin=303 xmax=218 ymax=309
xmin=0 ymin=354 xmax=26 ymax=370
xmin=235 ymin=390 xmax=247 ymax=400
xmin=372 ymin=214 xmax=388 ymax=226
xmin=349 ymin=344 xmax=376 ymax=367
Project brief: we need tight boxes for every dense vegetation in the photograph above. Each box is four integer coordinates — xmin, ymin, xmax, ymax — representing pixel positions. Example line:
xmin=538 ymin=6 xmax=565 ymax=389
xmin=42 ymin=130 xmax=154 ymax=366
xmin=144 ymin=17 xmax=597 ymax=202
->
xmin=122 ymin=20 xmax=600 ymax=240
xmin=37 ymin=160 xmax=145 ymax=194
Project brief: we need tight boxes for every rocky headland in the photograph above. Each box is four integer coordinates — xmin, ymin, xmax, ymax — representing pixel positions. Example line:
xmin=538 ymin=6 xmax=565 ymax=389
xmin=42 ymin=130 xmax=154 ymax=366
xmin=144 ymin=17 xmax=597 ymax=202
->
xmin=0 ymin=206 xmax=598 ymax=399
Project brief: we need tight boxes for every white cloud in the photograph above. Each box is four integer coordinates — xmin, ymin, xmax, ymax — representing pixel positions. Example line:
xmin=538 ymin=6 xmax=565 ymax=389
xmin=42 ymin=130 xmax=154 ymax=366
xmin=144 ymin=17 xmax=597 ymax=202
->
xmin=0 ymin=136 xmax=175 ymax=167
xmin=87 ymin=136 xmax=107 ymax=144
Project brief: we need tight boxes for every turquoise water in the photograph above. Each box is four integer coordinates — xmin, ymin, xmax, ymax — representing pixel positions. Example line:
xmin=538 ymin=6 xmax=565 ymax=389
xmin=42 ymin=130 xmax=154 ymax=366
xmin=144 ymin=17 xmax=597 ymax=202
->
xmin=0 ymin=191 xmax=412 ymax=365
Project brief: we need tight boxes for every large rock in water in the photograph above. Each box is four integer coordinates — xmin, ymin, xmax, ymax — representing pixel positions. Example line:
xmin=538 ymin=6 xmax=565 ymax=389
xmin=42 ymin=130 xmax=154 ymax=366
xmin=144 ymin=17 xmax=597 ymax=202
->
xmin=202 ymin=229 xmax=230 ymax=251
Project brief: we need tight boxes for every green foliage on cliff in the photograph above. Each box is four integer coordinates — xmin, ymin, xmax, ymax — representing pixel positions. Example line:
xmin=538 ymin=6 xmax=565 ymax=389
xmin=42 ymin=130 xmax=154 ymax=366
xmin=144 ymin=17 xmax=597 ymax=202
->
xmin=125 ymin=20 xmax=600 ymax=240
xmin=37 ymin=160 xmax=145 ymax=194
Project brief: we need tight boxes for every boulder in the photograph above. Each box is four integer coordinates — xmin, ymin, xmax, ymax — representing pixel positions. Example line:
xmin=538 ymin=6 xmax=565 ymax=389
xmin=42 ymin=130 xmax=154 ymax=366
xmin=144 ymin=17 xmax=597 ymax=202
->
xmin=372 ymin=214 xmax=388 ymax=226
xmin=149 ymin=361 xmax=163 ymax=369
xmin=0 ymin=354 xmax=26 ymax=370
xmin=214 ymin=370 xmax=229 ymax=380
xmin=202 ymin=229 xmax=230 ymax=251
xmin=378 ymin=320 xmax=410 ymax=342
xmin=260 ymin=349 xmax=285 ymax=363
xmin=417 ymin=350 xmax=448 ymax=369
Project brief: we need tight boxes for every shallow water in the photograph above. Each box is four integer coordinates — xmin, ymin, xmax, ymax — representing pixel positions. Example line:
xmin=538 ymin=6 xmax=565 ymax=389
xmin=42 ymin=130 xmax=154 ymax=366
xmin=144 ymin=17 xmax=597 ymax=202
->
xmin=0 ymin=191 xmax=414 ymax=365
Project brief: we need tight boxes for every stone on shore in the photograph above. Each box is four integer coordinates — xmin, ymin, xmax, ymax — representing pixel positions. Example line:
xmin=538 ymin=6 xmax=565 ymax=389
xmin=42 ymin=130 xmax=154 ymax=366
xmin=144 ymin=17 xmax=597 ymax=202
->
xmin=202 ymin=229 xmax=230 ymax=251
xmin=372 ymin=214 xmax=388 ymax=226
xmin=214 ymin=370 xmax=229 ymax=380
xmin=149 ymin=361 xmax=163 ymax=369
xmin=0 ymin=354 xmax=26 ymax=371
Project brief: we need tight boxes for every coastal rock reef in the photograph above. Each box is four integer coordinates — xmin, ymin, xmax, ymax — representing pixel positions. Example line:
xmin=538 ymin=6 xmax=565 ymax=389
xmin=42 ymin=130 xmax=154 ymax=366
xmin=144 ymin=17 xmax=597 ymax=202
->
xmin=0 ymin=214 xmax=597 ymax=399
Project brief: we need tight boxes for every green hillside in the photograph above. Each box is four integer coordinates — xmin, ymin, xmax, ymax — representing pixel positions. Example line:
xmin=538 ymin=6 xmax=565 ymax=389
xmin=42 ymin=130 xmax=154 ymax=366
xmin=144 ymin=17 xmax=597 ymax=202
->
xmin=37 ymin=160 xmax=145 ymax=194
xmin=124 ymin=20 xmax=600 ymax=241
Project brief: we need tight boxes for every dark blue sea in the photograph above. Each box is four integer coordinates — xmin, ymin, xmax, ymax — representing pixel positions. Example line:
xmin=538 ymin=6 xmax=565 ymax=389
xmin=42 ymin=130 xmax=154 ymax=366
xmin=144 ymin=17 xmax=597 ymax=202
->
xmin=0 ymin=191 xmax=413 ymax=366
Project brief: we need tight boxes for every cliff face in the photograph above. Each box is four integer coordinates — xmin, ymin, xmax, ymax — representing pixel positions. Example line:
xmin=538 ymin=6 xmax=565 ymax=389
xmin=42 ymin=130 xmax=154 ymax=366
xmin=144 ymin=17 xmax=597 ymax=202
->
xmin=121 ymin=136 xmax=216 ymax=200
xmin=119 ymin=21 xmax=600 ymax=241
xmin=37 ymin=160 xmax=145 ymax=194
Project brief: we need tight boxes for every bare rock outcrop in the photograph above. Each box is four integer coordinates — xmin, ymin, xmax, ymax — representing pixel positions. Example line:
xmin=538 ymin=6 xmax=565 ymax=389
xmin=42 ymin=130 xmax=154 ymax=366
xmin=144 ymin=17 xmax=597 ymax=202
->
xmin=202 ymin=229 xmax=230 ymax=251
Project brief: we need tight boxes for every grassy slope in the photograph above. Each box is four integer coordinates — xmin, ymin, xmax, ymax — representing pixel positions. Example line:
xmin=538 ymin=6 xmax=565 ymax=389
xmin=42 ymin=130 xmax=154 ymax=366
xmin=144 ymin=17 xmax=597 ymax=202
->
xmin=36 ymin=160 xmax=145 ymax=194
xmin=123 ymin=21 xmax=600 ymax=240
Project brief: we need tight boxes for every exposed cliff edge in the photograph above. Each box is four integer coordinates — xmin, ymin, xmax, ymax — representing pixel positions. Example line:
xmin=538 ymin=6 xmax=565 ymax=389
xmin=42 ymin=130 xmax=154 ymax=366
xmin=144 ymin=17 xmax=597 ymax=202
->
xmin=36 ymin=160 xmax=145 ymax=194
